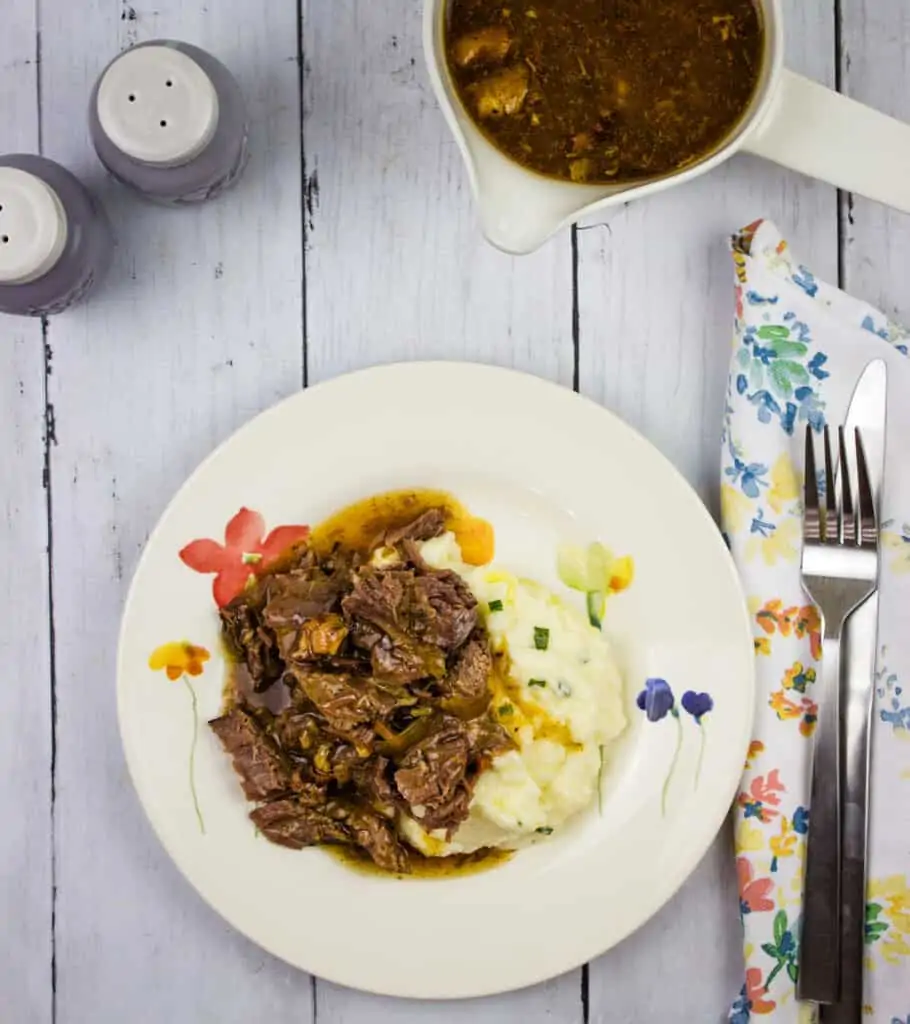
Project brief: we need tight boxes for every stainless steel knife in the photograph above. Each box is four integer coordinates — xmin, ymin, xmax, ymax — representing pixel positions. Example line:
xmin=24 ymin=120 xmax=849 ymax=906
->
xmin=820 ymin=359 xmax=887 ymax=1022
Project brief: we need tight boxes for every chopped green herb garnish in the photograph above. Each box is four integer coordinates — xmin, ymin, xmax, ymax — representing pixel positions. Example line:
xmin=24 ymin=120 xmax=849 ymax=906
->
xmin=488 ymin=599 xmax=504 ymax=613
xmin=557 ymin=680 xmax=572 ymax=697
xmin=533 ymin=626 xmax=550 ymax=650
xmin=498 ymin=703 xmax=514 ymax=717
xmin=535 ymin=826 xmax=554 ymax=835
xmin=528 ymin=678 xmax=547 ymax=688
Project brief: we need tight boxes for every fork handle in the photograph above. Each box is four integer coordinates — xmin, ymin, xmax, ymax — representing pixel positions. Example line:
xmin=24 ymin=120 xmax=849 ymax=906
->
xmin=798 ymin=627 xmax=843 ymax=1005
xmin=820 ymin=595 xmax=878 ymax=1023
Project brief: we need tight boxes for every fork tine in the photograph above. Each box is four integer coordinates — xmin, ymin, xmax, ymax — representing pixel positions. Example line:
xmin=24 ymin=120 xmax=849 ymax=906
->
xmin=855 ymin=428 xmax=877 ymax=548
xmin=823 ymin=425 xmax=837 ymax=543
xmin=839 ymin=426 xmax=856 ymax=544
xmin=804 ymin=426 xmax=820 ymax=542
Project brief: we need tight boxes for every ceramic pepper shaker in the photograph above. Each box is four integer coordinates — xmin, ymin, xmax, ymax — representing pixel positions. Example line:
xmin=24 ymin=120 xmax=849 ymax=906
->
xmin=0 ymin=154 xmax=113 ymax=317
xmin=89 ymin=40 xmax=249 ymax=205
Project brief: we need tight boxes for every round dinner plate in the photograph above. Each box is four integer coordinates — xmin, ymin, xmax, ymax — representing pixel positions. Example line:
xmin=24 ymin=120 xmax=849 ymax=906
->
xmin=118 ymin=362 xmax=754 ymax=999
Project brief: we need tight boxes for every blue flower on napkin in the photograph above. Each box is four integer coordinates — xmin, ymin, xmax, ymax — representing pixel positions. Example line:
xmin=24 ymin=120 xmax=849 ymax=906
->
xmin=636 ymin=678 xmax=675 ymax=722
xmin=724 ymin=442 xmax=768 ymax=499
xmin=792 ymin=806 xmax=809 ymax=835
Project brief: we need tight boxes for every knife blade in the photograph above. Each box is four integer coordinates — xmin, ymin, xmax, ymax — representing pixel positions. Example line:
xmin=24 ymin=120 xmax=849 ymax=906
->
xmin=820 ymin=359 xmax=887 ymax=1022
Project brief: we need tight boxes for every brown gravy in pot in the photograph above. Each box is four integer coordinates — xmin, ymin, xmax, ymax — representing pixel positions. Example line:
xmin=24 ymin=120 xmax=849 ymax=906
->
xmin=445 ymin=0 xmax=764 ymax=184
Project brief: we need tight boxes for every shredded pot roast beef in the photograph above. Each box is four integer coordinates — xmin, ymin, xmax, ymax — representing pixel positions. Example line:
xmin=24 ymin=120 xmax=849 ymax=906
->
xmin=210 ymin=507 xmax=512 ymax=872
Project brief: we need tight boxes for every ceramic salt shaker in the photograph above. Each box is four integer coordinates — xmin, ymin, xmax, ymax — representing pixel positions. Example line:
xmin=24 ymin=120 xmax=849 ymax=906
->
xmin=0 ymin=154 xmax=113 ymax=318
xmin=89 ymin=40 xmax=249 ymax=204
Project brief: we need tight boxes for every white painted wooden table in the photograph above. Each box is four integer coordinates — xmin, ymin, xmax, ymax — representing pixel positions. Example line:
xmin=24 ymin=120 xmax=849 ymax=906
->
xmin=2 ymin=1 xmax=906 ymax=1020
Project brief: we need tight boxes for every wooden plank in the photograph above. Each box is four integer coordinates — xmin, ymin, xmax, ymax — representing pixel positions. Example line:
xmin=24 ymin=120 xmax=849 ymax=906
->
xmin=37 ymin=2 xmax=313 ymax=1021
xmin=579 ymin=0 xmax=839 ymax=1017
xmin=302 ymin=0 xmax=575 ymax=386
xmin=840 ymin=0 xmax=910 ymax=323
xmin=302 ymin=0 xmax=580 ymax=1019
xmin=0 ymin=3 xmax=52 ymax=1022
xmin=316 ymin=980 xmax=582 ymax=1024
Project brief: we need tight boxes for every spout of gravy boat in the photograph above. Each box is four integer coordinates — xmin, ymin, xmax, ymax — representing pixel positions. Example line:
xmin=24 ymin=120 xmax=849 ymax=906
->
xmin=423 ymin=0 xmax=633 ymax=254
xmin=466 ymin=131 xmax=630 ymax=255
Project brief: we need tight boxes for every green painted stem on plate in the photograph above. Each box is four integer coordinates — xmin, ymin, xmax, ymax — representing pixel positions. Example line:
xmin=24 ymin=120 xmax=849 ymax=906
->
xmin=661 ymin=711 xmax=683 ymax=816
xmin=182 ymin=674 xmax=206 ymax=835
xmin=694 ymin=723 xmax=707 ymax=789
xmin=586 ymin=591 xmax=603 ymax=630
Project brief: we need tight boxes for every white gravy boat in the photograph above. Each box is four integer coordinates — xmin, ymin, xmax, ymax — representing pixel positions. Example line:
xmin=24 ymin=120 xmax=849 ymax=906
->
xmin=425 ymin=0 xmax=910 ymax=254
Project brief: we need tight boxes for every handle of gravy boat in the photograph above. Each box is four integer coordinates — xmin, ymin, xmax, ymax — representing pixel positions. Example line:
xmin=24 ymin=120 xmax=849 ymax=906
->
xmin=745 ymin=69 xmax=910 ymax=212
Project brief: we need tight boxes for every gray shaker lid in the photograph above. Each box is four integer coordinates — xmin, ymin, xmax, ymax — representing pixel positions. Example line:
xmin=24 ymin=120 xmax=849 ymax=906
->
xmin=96 ymin=44 xmax=220 ymax=167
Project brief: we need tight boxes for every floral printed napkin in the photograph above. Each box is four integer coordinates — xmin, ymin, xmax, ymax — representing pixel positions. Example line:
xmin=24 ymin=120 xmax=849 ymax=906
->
xmin=722 ymin=221 xmax=910 ymax=1024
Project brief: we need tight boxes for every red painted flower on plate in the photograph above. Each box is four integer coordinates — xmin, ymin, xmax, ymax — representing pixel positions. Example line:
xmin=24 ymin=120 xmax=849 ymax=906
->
xmin=179 ymin=507 xmax=310 ymax=607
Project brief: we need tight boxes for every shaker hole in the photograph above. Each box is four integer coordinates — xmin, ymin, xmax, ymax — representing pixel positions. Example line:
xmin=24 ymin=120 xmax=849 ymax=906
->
xmin=165 ymin=79 xmax=173 ymax=87
xmin=2 ymin=235 xmax=9 ymax=244
xmin=128 ymin=94 xmax=136 ymax=102
xmin=159 ymin=119 xmax=167 ymax=127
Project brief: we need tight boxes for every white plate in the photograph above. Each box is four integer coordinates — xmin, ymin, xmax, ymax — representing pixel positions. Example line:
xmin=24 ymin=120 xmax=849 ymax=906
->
xmin=118 ymin=362 xmax=754 ymax=999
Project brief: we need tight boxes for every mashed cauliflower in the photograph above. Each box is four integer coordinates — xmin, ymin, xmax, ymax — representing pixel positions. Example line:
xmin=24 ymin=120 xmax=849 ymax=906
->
xmin=398 ymin=532 xmax=626 ymax=855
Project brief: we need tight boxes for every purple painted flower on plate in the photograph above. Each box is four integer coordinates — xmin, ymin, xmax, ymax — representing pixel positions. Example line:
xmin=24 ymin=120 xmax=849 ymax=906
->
xmin=681 ymin=690 xmax=714 ymax=724
xmin=636 ymin=677 xmax=675 ymax=722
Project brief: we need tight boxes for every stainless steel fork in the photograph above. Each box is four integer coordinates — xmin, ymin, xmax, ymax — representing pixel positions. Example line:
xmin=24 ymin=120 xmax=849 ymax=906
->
xmin=797 ymin=425 xmax=879 ymax=1006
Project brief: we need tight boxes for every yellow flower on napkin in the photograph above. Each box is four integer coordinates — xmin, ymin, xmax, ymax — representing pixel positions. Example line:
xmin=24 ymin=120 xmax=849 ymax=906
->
xmin=721 ymin=483 xmax=752 ymax=534
xmin=767 ymin=453 xmax=800 ymax=514
xmin=882 ymin=523 xmax=910 ymax=573
xmin=745 ymin=515 xmax=800 ymax=566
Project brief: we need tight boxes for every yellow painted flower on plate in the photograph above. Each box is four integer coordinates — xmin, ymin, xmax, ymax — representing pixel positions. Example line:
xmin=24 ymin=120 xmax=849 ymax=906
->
xmin=149 ymin=641 xmax=211 ymax=680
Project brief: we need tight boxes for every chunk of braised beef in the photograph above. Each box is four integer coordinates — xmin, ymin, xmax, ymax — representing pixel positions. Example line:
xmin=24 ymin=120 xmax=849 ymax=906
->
xmin=220 ymin=599 xmax=283 ymax=693
xmin=252 ymin=797 xmax=409 ymax=872
xmin=440 ymin=633 xmax=492 ymax=702
xmin=394 ymin=717 xmax=470 ymax=813
xmin=370 ymin=629 xmax=447 ymax=684
xmin=285 ymin=666 xmax=401 ymax=734
xmin=465 ymin=715 xmax=514 ymax=761
xmin=381 ymin=507 xmax=446 ymax=548
xmin=262 ymin=566 xmax=348 ymax=631
xmin=343 ymin=805 xmax=411 ymax=873
xmin=409 ymin=571 xmax=477 ymax=648
xmin=209 ymin=706 xmax=292 ymax=801
xmin=342 ymin=568 xmax=406 ymax=629
xmin=352 ymin=755 xmax=397 ymax=809
xmin=343 ymin=565 xmax=477 ymax=651
xmin=250 ymin=799 xmax=350 ymax=848
xmin=416 ymin=785 xmax=473 ymax=835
